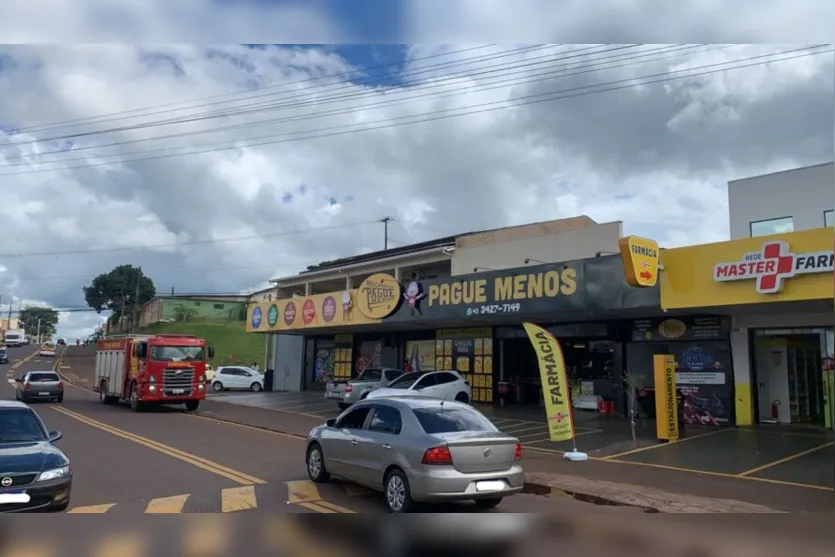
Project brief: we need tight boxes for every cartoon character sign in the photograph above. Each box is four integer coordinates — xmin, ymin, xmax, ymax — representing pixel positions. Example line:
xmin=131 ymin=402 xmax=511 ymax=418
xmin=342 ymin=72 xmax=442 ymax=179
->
xmin=341 ymin=291 xmax=352 ymax=320
xmin=403 ymin=281 xmax=426 ymax=316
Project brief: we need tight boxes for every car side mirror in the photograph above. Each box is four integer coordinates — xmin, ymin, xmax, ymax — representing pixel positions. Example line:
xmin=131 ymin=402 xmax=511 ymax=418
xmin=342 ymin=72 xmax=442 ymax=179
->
xmin=47 ymin=430 xmax=62 ymax=443
xmin=14 ymin=378 xmax=21 ymax=383
xmin=326 ymin=418 xmax=336 ymax=428
xmin=207 ymin=345 xmax=215 ymax=359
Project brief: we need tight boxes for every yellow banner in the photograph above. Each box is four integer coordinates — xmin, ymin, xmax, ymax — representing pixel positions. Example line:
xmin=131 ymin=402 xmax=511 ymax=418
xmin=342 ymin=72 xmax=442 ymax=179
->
xmin=653 ymin=354 xmax=679 ymax=442
xmin=246 ymin=290 xmax=381 ymax=333
xmin=522 ymin=322 xmax=574 ymax=442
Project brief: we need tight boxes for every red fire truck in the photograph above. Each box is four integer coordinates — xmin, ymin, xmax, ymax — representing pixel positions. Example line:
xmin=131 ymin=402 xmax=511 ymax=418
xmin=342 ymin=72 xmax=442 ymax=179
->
xmin=94 ymin=334 xmax=214 ymax=412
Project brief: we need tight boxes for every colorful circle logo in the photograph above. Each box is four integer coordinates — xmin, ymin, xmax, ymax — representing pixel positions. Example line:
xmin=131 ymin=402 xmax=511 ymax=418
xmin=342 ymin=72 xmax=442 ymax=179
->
xmin=302 ymin=299 xmax=316 ymax=325
xmin=267 ymin=304 xmax=279 ymax=327
xmin=251 ymin=306 xmax=262 ymax=329
xmin=284 ymin=302 xmax=297 ymax=326
xmin=322 ymin=296 xmax=336 ymax=323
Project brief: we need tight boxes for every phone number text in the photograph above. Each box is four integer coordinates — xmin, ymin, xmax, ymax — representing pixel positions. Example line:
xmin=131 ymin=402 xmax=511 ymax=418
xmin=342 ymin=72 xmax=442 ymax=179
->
xmin=466 ymin=303 xmax=522 ymax=316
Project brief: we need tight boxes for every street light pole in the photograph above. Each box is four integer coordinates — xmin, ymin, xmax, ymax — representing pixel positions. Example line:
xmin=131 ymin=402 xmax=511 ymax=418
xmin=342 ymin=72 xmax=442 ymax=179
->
xmin=36 ymin=319 xmax=41 ymax=344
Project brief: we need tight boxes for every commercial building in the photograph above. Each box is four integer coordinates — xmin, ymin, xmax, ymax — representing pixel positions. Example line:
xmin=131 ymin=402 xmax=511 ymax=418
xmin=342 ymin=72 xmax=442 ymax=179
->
xmin=728 ymin=162 xmax=833 ymax=239
xmin=662 ymin=161 xmax=834 ymax=428
xmin=247 ymin=216 xmax=666 ymax=415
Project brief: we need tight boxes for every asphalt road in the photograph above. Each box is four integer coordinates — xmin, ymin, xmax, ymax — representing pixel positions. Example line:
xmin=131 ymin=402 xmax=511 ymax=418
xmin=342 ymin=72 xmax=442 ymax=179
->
xmin=1 ymin=346 xmax=626 ymax=514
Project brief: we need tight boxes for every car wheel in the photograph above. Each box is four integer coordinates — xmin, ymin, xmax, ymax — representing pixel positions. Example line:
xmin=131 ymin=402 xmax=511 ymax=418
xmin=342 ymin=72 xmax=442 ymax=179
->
xmin=212 ymin=381 xmax=224 ymax=392
xmin=306 ymin=443 xmax=330 ymax=482
xmin=473 ymin=497 xmax=503 ymax=510
xmin=250 ymin=382 xmax=262 ymax=392
xmin=56 ymin=394 xmax=63 ymax=403
xmin=454 ymin=392 xmax=470 ymax=403
xmin=384 ymin=468 xmax=414 ymax=513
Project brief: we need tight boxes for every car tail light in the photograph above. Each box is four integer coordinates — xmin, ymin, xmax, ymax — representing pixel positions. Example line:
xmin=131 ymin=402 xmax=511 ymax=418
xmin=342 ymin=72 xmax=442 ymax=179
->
xmin=421 ymin=446 xmax=453 ymax=465
xmin=57 ymin=381 xmax=64 ymax=389
xmin=344 ymin=384 xmax=352 ymax=393
xmin=23 ymin=382 xmax=31 ymax=390
xmin=514 ymin=443 xmax=523 ymax=461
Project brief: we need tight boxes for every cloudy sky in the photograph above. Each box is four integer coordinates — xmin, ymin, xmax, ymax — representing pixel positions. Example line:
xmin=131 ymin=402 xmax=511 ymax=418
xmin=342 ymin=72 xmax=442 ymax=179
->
xmin=0 ymin=2 xmax=832 ymax=340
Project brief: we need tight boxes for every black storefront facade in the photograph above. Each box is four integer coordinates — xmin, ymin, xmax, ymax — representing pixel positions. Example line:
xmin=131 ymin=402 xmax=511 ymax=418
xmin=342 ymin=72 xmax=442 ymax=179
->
xmin=289 ymin=255 xmax=735 ymax=422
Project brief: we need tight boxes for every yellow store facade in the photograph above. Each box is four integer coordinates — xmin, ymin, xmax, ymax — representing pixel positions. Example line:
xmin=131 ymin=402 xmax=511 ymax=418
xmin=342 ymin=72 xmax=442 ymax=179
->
xmin=661 ymin=227 xmax=834 ymax=428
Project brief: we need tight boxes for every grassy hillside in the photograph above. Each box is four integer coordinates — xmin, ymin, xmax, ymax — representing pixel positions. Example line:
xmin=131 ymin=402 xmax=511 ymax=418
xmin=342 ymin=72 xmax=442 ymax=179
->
xmin=138 ymin=322 xmax=265 ymax=367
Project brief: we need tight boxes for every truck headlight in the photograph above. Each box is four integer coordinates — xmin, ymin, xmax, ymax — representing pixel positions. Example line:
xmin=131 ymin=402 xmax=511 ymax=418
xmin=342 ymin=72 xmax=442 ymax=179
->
xmin=37 ymin=466 xmax=71 ymax=482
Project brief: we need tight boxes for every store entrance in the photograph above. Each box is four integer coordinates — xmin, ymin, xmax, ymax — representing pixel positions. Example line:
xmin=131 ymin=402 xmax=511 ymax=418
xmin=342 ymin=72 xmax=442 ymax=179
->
xmin=501 ymin=337 xmax=619 ymax=407
xmin=752 ymin=328 xmax=832 ymax=426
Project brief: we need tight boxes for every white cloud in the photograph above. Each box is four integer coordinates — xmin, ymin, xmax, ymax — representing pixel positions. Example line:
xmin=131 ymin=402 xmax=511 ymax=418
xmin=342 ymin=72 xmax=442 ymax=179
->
xmin=0 ymin=38 xmax=830 ymax=339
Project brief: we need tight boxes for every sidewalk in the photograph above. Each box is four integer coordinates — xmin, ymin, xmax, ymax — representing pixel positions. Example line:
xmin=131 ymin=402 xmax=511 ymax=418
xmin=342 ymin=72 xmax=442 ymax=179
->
xmin=196 ymin=397 xmax=832 ymax=513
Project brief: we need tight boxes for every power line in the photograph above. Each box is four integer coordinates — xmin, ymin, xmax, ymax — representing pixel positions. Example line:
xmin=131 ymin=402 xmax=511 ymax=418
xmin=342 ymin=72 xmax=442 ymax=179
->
xmin=4 ymin=44 xmax=707 ymax=164
xmin=0 ymin=45 xmax=827 ymax=178
xmin=1 ymin=45 xmax=548 ymax=146
xmin=0 ymin=219 xmax=379 ymax=259
xmin=8 ymin=44 xmax=498 ymax=135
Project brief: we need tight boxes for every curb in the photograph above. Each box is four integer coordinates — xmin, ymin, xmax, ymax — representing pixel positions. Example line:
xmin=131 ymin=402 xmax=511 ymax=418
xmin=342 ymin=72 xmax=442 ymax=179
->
xmin=520 ymin=479 xmax=660 ymax=512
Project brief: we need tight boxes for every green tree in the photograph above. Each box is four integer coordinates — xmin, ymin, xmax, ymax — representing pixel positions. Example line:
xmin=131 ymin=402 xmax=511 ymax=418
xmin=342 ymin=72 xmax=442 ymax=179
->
xmin=83 ymin=265 xmax=157 ymax=320
xmin=18 ymin=306 xmax=59 ymax=339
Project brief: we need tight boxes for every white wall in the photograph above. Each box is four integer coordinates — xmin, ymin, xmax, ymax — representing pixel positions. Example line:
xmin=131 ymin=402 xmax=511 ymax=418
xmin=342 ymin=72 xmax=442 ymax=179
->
xmin=451 ymin=221 xmax=622 ymax=275
xmin=728 ymin=162 xmax=834 ymax=240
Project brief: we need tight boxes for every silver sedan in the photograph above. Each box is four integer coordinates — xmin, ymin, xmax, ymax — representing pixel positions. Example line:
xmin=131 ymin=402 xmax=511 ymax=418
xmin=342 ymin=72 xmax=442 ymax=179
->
xmin=305 ymin=396 xmax=524 ymax=513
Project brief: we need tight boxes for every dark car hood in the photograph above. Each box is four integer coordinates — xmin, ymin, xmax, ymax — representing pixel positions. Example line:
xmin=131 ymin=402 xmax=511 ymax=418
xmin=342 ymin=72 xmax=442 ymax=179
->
xmin=0 ymin=442 xmax=68 ymax=474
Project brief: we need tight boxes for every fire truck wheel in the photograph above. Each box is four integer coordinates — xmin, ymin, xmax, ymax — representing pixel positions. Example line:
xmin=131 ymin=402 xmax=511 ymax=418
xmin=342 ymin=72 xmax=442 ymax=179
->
xmin=99 ymin=382 xmax=111 ymax=404
xmin=129 ymin=382 xmax=143 ymax=412
xmin=184 ymin=400 xmax=200 ymax=412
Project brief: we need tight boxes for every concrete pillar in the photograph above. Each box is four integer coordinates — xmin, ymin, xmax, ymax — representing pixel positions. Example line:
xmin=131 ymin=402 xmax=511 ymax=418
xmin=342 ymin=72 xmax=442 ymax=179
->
xmin=304 ymin=282 xmax=312 ymax=295
xmin=345 ymin=275 xmax=353 ymax=289
xmin=394 ymin=267 xmax=401 ymax=281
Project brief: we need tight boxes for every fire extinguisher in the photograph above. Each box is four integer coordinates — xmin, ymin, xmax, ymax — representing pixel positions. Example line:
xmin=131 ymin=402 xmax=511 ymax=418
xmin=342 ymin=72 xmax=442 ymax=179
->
xmin=771 ymin=399 xmax=781 ymax=420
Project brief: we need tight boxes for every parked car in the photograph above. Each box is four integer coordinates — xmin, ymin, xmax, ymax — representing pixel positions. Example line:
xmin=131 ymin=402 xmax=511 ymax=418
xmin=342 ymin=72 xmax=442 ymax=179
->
xmin=0 ymin=401 xmax=71 ymax=512
xmin=211 ymin=366 xmax=264 ymax=392
xmin=365 ymin=370 xmax=472 ymax=403
xmin=15 ymin=372 xmax=64 ymax=404
xmin=305 ymin=397 xmax=523 ymax=513
xmin=325 ymin=367 xmax=404 ymax=410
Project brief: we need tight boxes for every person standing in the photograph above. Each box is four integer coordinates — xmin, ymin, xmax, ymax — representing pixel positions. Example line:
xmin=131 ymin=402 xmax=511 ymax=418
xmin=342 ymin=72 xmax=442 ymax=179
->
xmin=403 ymin=359 xmax=413 ymax=373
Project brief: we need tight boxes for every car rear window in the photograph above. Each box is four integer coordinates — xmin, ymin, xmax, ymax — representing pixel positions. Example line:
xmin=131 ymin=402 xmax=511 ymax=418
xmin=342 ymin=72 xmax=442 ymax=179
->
xmin=358 ymin=368 xmax=382 ymax=381
xmin=28 ymin=372 xmax=60 ymax=382
xmin=412 ymin=407 xmax=497 ymax=434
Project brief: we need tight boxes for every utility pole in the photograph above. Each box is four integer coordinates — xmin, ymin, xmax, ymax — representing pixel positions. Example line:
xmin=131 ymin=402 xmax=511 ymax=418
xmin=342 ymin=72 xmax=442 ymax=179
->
xmin=380 ymin=217 xmax=394 ymax=250
xmin=36 ymin=318 xmax=41 ymax=344
xmin=131 ymin=266 xmax=142 ymax=334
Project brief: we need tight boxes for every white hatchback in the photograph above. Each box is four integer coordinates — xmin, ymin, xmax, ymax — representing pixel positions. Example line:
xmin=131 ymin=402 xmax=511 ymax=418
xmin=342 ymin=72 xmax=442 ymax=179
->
xmin=211 ymin=366 xmax=264 ymax=392
xmin=366 ymin=370 xmax=472 ymax=404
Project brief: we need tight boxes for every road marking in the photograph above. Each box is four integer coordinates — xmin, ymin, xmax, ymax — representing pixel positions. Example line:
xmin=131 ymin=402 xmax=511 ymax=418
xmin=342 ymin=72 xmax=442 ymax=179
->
xmin=603 ymin=428 xmax=731 ymax=459
xmin=67 ymin=503 xmax=116 ymax=513
xmin=221 ymin=485 xmax=258 ymax=512
xmin=145 ymin=493 xmax=190 ymax=513
xmin=91 ymin=534 xmax=144 ymax=557
xmin=284 ymin=480 xmax=356 ymax=513
xmin=184 ymin=514 xmax=230 ymax=555
xmin=51 ymin=406 xmax=266 ymax=485
xmin=184 ymin=412 xmax=306 ymax=441
xmin=737 ymin=441 xmax=834 ymax=477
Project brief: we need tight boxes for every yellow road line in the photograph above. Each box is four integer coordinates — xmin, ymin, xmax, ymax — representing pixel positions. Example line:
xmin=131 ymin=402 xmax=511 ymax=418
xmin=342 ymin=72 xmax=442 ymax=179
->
xmin=145 ymin=494 xmax=190 ymax=513
xmin=603 ymin=428 xmax=731 ymax=460
xmin=298 ymin=501 xmax=340 ymax=513
xmin=221 ymin=485 xmax=258 ymax=512
xmin=67 ymin=503 xmax=117 ymax=513
xmin=184 ymin=412 xmax=306 ymax=441
xmin=285 ymin=479 xmax=321 ymax=503
xmin=737 ymin=441 xmax=834 ymax=477
xmin=51 ymin=406 xmax=265 ymax=485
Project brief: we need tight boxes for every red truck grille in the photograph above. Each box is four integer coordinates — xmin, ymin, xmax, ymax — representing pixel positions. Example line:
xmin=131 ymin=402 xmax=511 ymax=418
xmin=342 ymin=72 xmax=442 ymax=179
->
xmin=162 ymin=367 xmax=195 ymax=396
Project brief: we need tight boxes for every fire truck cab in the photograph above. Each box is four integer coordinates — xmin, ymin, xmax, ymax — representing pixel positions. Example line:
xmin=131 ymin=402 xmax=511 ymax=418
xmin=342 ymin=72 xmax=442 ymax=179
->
xmin=94 ymin=334 xmax=214 ymax=412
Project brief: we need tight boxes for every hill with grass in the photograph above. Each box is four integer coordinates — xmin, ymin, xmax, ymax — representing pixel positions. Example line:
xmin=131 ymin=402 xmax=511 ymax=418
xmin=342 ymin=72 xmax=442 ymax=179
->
xmin=138 ymin=321 xmax=265 ymax=368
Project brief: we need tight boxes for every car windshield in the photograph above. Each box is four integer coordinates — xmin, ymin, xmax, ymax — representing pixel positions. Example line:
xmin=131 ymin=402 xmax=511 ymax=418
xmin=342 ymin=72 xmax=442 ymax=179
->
xmin=0 ymin=408 xmax=47 ymax=443
xmin=412 ymin=407 xmax=497 ymax=434
xmin=28 ymin=373 xmax=60 ymax=382
xmin=386 ymin=372 xmax=424 ymax=389
xmin=357 ymin=368 xmax=382 ymax=381
xmin=150 ymin=346 xmax=204 ymax=362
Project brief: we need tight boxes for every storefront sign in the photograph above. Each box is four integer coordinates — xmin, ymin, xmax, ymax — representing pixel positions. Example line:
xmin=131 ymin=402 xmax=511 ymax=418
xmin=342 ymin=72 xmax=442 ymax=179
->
xmin=245 ymin=290 xmax=381 ymax=333
xmin=661 ymin=228 xmax=834 ymax=309
xmin=653 ymin=354 xmax=679 ymax=442
xmin=630 ymin=316 xmax=728 ymax=342
xmin=713 ymin=240 xmax=834 ymax=294
xmin=619 ymin=236 xmax=660 ymax=287
xmin=355 ymin=273 xmax=402 ymax=319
